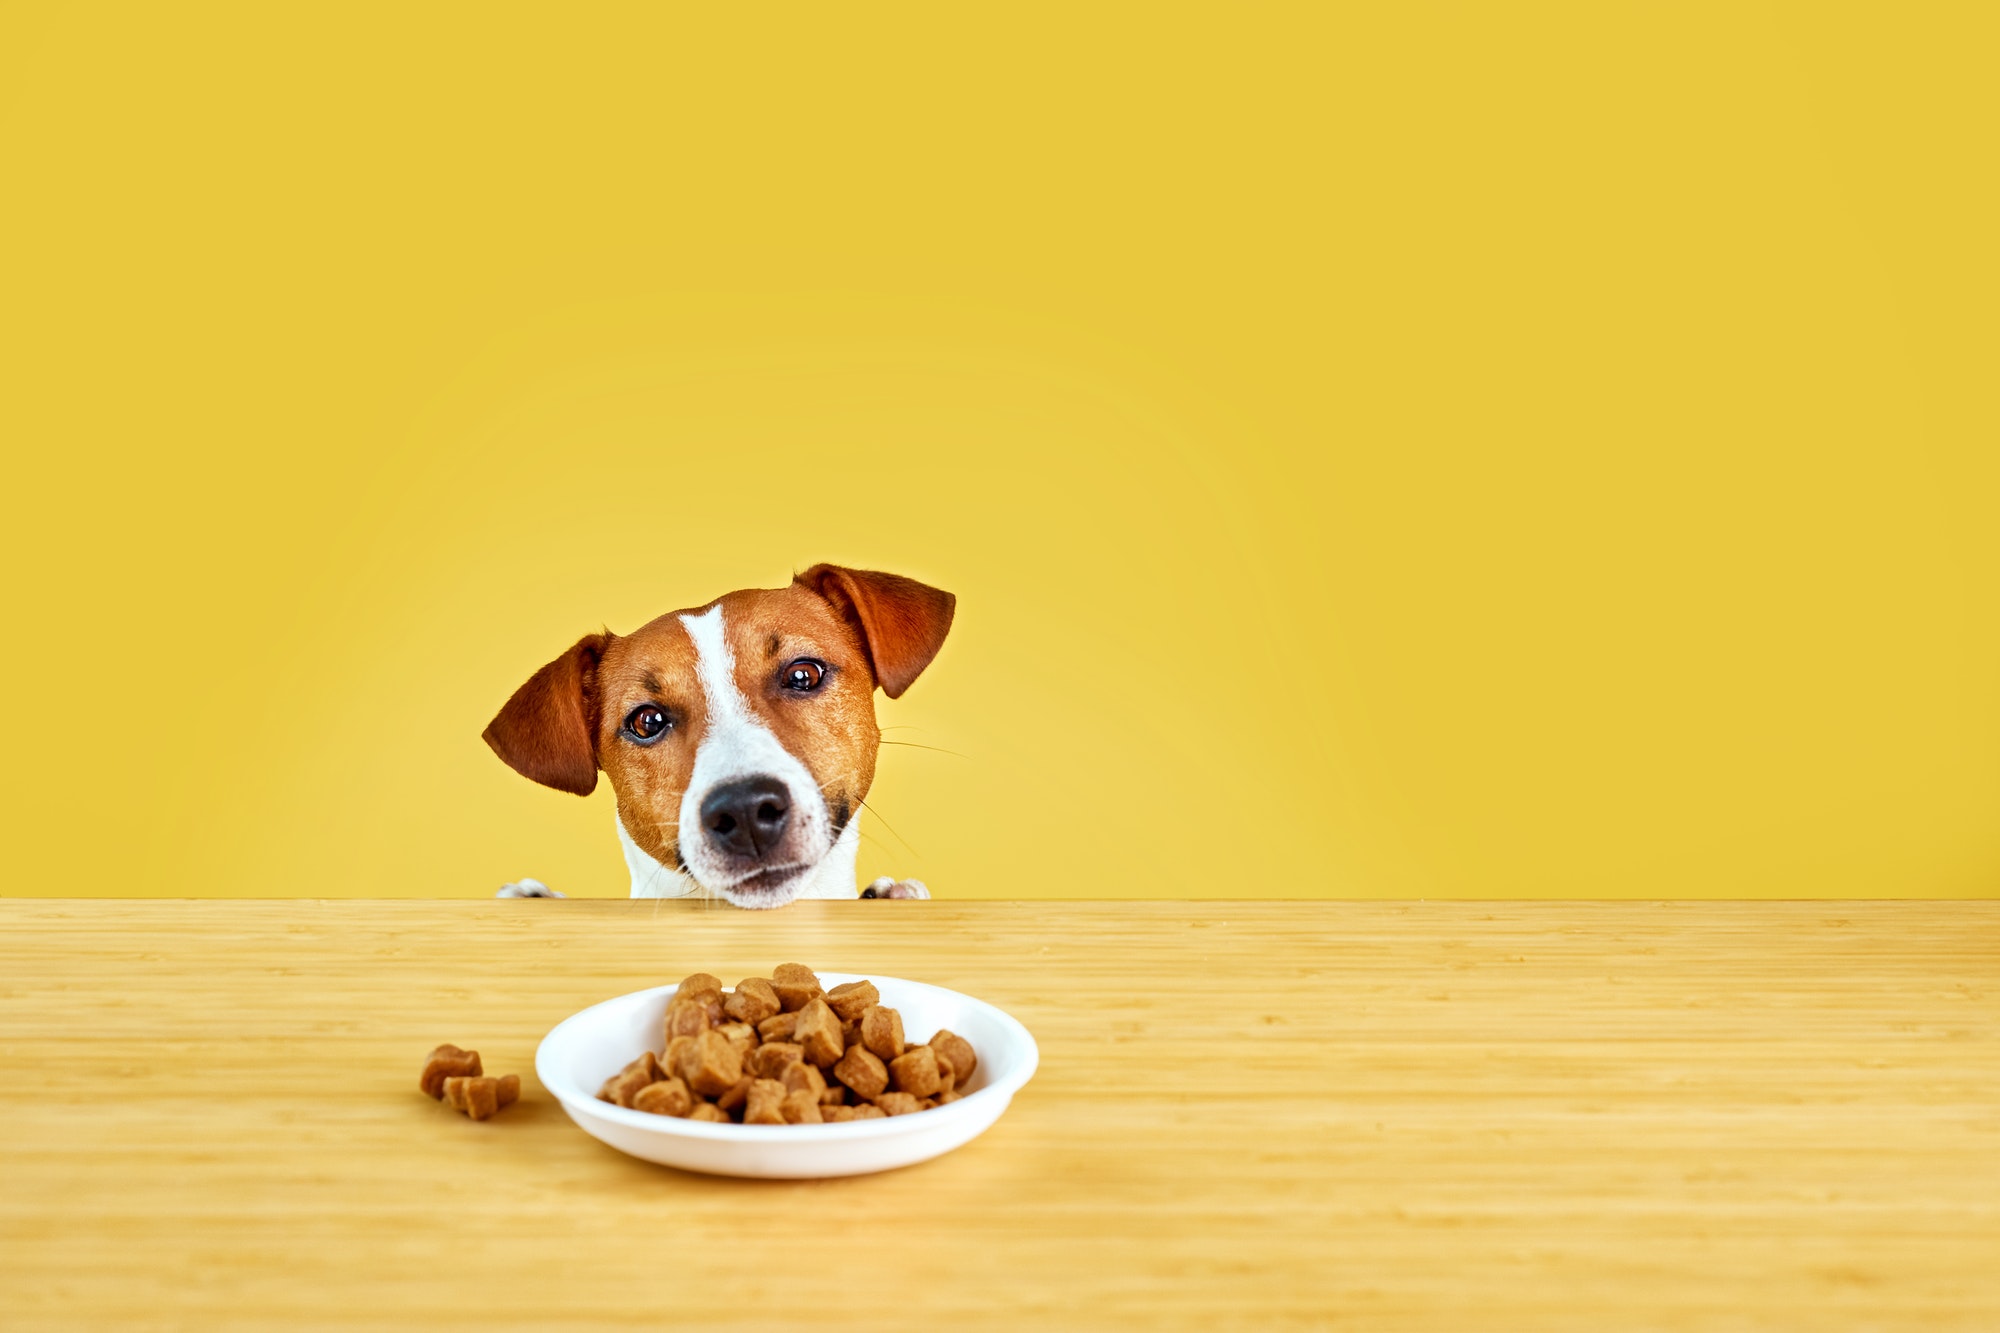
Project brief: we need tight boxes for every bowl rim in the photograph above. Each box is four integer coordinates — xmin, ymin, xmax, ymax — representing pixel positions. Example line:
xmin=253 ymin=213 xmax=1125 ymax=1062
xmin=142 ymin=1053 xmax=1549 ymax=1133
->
xmin=536 ymin=972 xmax=1039 ymax=1143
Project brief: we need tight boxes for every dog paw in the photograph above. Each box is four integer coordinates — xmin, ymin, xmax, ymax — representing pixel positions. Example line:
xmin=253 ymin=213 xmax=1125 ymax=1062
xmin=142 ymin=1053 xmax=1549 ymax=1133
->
xmin=860 ymin=877 xmax=930 ymax=900
xmin=497 ymin=878 xmax=566 ymax=899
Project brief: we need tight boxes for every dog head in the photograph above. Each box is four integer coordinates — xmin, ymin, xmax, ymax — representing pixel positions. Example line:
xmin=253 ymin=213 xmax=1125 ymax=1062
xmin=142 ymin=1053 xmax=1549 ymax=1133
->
xmin=482 ymin=565 xmax=954 ymax=908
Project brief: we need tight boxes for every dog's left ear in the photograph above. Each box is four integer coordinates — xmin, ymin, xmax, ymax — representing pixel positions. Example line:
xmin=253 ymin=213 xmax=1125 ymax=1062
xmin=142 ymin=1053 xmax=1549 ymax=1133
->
xmin=796 ymin=565 xmax=956 ymax=699
xmin=482 ymin=632 xmax=611 ymax=796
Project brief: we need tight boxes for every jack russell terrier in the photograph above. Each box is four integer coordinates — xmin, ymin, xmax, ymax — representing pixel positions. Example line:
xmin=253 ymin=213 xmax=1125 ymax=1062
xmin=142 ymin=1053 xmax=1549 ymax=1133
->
xmin=483 ymin=564 xmax=954 ymax=908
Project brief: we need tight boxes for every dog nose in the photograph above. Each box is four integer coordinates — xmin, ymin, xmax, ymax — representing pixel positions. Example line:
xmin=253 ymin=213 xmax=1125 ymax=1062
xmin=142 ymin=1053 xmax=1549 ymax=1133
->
xmin=700 ymin=777 xmax=792 ymax=859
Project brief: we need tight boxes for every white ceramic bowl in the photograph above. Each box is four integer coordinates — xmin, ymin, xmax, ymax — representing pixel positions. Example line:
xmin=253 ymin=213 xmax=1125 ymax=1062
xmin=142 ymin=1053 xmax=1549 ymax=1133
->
xmin=536 ymin=973 xmax=1039 ymax=1178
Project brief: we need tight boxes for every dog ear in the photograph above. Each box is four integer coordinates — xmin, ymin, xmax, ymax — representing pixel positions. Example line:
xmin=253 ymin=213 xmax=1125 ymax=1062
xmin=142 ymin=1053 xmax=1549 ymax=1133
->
xmin=796 ymin=565 xmax=956 ymax=699
xmin=482 ymin=633 xmax=610 ymax=796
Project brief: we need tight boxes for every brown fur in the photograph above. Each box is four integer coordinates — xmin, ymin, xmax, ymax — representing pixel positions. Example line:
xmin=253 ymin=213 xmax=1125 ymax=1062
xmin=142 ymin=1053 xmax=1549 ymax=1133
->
xmin=481 ymin=633 xmax=607 ymax=796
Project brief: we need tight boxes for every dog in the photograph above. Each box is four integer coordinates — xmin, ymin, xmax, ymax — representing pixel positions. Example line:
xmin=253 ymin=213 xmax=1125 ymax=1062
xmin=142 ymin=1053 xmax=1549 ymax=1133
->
xmin=483 ymin=564 xmax=954 ymax=908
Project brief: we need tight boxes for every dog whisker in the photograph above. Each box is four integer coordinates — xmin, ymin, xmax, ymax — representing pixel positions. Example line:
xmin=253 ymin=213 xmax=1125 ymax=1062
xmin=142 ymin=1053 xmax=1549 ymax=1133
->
xmin=857 ymin=797 xmax=921 ymax=859
xmin=877 ymin=740 xmax=971 ymax=759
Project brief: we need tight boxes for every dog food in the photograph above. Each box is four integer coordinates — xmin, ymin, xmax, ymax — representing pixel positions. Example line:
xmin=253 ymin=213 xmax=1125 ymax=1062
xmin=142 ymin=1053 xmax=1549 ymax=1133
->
xmin=420 ymin=1044 xmax=482 ymax=1098
xmin=421 ymin=1044 xmax=523 ymax=1121
xmin=444 ymin=1074 xmax=522 ymax=1121
xmin=596 ymin=965 xmax=978 ymax=1126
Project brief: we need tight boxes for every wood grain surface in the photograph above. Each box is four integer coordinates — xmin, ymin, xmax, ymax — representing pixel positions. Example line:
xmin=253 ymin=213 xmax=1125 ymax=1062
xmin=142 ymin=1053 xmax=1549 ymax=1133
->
xmin=1 ymin=900 xmax=1995 ymax=1331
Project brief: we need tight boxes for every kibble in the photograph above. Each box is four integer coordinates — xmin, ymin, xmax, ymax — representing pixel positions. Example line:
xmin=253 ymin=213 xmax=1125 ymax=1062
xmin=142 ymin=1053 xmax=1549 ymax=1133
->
xmin=419 ymin=1043 xmax=522 ymax=1122
xmin=930 ymin=1029 xmax=977 ymax=1083
xmin=780 ymin=1089 xmax=824 ymax=1124
xmin=443 ymin=1073 xmax=520 ymax=1120
xmin=860 ymin=1005 xmax=905 ymax=1062
xmin=601 ymin=965 xmax=980 ymax=1126
xmin=825 ymin=979 xmax=879 ymax=1021
xmin=793 ymin=997 xmax=845 ymax=1066
xmin=771 ymin=963 xmax=824 ymax=1012
xmin=684 ymin=1030 xmax=744 ymax=1098
xmin=833 ymin=1044 xmax=888 ymax=1100
xmin=632 ymin=1077 xmax=693 ymax=1118
xmin=744 ymin=1078 xmax=788 ymax=1125
xmin=888 ymin=1044 xmax=941 ymax=1099
xmin=420 ymin=1044 xmax=483 ymax=1099
xmin=726 ymin=977 xmax=781 ymax=1025
xmin=600 ymin=1050 xmax=665 ymax=1108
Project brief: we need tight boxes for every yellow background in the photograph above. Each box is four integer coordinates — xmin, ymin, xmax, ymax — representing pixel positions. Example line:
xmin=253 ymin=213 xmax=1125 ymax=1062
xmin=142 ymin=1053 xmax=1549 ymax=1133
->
xmin=2 ymin=4 xmax=1995 ymax=899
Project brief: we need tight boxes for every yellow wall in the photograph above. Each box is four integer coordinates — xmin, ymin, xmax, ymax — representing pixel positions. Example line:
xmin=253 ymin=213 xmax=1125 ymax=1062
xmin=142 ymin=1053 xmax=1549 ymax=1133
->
xmin=2 ymin=4 xmax=1995 ymax=899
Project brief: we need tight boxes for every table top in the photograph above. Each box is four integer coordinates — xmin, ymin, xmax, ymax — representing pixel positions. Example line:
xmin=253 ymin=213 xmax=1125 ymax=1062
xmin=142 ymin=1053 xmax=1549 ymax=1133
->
xmin=2 ymin=899 xmax=1995 ymax=1330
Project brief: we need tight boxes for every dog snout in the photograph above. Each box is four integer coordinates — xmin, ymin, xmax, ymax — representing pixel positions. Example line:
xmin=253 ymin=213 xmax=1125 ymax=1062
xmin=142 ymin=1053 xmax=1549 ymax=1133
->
xmin=700 ymin=776 xmax=793 ymax=860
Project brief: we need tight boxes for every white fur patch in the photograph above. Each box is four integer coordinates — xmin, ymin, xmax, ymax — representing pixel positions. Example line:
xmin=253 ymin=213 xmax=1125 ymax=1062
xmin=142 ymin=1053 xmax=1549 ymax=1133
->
xmin=674 ymin=603 xmax=841 ymax=905
xmin=496 ymin=877 xmax=565 ymax=898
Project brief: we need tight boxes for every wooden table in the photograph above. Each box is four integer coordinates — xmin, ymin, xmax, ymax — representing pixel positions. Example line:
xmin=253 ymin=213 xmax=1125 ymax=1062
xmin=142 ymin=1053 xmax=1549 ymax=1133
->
xmin=1 ymin=900 xmax=1995 ymax=1330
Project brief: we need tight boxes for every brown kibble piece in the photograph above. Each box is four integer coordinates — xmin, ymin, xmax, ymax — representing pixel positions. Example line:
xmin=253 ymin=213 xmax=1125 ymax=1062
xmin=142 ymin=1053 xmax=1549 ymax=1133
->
xmin=716 ymin=1075 xmax=753 ymax=1113
xmin=849 ymin=1103 xmax=887 ymax=1120
xmin=772 ymin=962 xmax=823 ymax=1012
xmin=832 ymin=1044 xmax=888 ymax=1100
xmin=823 ymin=1105 xmax=857 ymax=1122
xmin=929 ymin=1029 xmax=978 ymax=1084
xmin=443 ymin=1074 xmax=520 ymax=1121
xmin=935 ymin=1055 xmax=957 ymax=1096
xmin=861 ymin=1005 xmax=906 ymax=1061
xmin=686 ymin=1101 xmax=730 ymax=1123
xmin=744 ymin=1078 xmax=787 ymax=1125
xmin=824 ymin=979 xmax=879 ymax=1021
xmin=874 ymin=1092 xmax=923 ymax=1116
xmin=757 ymin=1011 xmax=799 ymax=1043
xmin=818 ymin=1083 xmax=847 ymax=1106
xmin=677 ymin=972 xmax=724 ymax=1001
xmin=793 ymin=997 xmax=844 ymax=1066
xmin=677 ymin=981 xmax=724 ymax=1029
xmin=782 ymin=1061 xmax=827 ymax=1099
xmin=889 ymin=1045 xmax=942 ymax=1098
xmin=747 ymin=1042 xmax=804 ymax=1080
xmin=725 ymin=978 xmax=781 ymax=1025
xmin=780 ymin=1089 xmax=824 ymax=1124
xmin=420 ymin=1044 xmax=482 ymax=1099
xmin=663 ymin=998 xmax=711 ymax=1040
xmin=665 ymin=1036 xmax=698 ymax=1085
xmin=840 ymin=1018 xmax=861 ymax=1048
xmin=684 ymin=1030 xmax=744 ymax=1098
xmin=632 ymin=1077 xmax=693 ymax=1118
xmin=715 ymin=1022 xmax=757 ymax=1056
xmin=447 ymin=1076 xmax=491 ymax=1117
xmin=936 ymin=1089 xmax=963 ymax=1105
xmin=600 ymin=1051 xmax=664 ymax=1107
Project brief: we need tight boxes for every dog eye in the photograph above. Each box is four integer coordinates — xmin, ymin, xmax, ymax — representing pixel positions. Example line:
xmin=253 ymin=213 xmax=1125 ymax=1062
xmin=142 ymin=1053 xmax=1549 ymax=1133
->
xmin=623 ymin=705 xmax=671 ymax=742
xmin=781 ymin=659 xmax=827 ymax=692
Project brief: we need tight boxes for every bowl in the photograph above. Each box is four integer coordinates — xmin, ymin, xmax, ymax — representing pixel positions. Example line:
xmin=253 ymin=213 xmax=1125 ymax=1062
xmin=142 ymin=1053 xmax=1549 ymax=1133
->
xmin=535 ymin=973 xmax=1039 ymax=1178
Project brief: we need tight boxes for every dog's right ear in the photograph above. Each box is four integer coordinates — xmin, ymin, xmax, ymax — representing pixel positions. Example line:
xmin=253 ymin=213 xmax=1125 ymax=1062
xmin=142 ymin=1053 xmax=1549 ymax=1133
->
xmin=482 ymin=633 xmax=610 ymax=796
xmin=796 ymin=565 xmax=956 ymax=699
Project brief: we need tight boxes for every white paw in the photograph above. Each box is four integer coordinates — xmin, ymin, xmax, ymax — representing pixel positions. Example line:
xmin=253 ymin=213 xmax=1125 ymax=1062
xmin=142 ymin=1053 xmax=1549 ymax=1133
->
xmin=860 ymin=877 xmax=930 ymax=901
xmin=497 ymin=878 xmax=566 ymax=899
